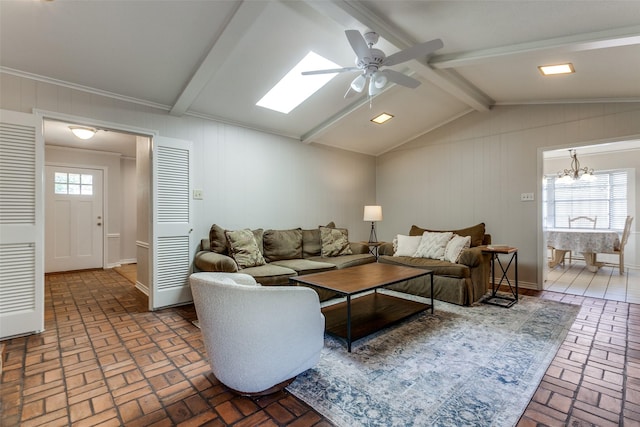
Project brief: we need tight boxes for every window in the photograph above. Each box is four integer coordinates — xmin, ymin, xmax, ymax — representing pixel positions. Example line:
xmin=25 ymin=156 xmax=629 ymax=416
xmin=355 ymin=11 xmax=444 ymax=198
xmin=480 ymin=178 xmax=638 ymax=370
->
xmin=543 ymin=169 xmax=628 ymax=230
xmin=54 ymin=172 xmax=93 ymax=195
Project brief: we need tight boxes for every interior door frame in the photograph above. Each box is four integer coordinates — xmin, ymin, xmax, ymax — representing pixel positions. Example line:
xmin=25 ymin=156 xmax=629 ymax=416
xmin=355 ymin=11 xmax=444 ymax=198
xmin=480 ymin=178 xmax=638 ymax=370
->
xmin=537 ymin=134 xmax=640 ymax=290
xmin=35 ymin=109 xmax=157 ymax=290
xmin=44 ymin=162 xmax=107 ymax=271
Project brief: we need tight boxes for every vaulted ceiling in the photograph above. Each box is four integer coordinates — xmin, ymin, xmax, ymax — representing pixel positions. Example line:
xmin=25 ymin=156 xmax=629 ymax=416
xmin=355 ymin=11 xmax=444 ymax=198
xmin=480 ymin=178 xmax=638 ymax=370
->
xmin=2 ymin=1 xmax=640 ymax=156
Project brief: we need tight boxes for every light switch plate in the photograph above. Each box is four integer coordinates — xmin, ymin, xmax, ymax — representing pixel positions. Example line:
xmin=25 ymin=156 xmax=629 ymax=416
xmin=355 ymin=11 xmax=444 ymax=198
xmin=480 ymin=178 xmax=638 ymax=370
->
xmin=193 ymin=189 xmax=203 ymax=200
xmin=520 ymin=192 xmax=534 ymax=201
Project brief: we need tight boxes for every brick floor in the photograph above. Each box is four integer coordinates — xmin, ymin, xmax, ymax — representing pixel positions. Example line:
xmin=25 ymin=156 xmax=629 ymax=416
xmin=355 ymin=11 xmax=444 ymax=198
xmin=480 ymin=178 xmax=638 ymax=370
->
xmin=1 ymin=269 xmax=638 ymax=426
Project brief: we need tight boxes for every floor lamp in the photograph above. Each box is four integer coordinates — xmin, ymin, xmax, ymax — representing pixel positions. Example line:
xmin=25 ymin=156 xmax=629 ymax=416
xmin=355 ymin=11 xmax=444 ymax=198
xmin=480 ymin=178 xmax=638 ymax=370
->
xmin=363 ymin=205 xmax=383 ymax=243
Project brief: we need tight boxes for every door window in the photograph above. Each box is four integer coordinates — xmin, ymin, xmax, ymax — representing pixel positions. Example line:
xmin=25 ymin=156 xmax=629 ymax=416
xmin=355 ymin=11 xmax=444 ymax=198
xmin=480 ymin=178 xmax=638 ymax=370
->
xmin=54 ymin=172 xmax=93 ymax=195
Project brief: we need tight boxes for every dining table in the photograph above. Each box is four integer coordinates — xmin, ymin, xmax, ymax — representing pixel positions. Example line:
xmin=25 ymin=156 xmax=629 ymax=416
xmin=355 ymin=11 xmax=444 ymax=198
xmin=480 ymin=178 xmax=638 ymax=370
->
xmin=546 ymin=228 xmax=621 ymax=272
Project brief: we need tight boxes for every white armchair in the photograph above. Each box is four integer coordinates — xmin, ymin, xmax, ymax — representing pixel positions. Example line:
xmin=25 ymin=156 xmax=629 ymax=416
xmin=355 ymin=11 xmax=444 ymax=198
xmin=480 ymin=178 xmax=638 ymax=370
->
xmin=190 ymin=272 xmax=325 ymax=395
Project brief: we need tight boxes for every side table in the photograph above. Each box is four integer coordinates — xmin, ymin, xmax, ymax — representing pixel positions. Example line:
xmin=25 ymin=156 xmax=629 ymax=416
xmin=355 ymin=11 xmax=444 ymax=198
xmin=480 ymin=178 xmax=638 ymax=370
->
xmin=360 ymin=241 xmax=383 ymax=260
xmin=481 ymin=245 xmax=518 ymax=308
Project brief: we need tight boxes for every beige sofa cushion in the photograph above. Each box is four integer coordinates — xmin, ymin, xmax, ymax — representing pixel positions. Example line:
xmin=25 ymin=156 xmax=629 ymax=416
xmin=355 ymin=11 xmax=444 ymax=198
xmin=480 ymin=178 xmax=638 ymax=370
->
xmin=270 ymin=259 xmax=336 ymax=275
xmin=238 ymin=264 xmax=297 ymax=286
xmin=378 ymin=255 xmax=470 ymax=279
xmin=263 ymin=228 xmax=303 ymax=262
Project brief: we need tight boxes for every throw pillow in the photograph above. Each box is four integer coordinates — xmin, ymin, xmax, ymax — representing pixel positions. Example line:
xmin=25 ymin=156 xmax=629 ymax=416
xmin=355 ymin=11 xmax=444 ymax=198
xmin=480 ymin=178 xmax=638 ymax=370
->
xmin=320 ymin=226 xmax=353 ymax=257
xmin=263 ymin=228 xmax=303 ymax=262
xmin=302 ymin=222 xmax=337 ymax=257
xmin=394 ymin=234 xmax=423 ymax=257
xmin=443 ymin=234 xmax=471 ymax=263
xmin=414 ymin=231 xmax=453 ymax=260
xmin=209 ymin=224 xmax=228 ymax=254
xmin=225 ymin=229 xmax=266 ymax=269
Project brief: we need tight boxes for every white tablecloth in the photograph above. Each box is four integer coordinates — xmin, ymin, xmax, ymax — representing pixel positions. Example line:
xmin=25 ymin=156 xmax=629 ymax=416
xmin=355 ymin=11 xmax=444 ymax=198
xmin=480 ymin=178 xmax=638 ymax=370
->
xmin=545 ymin=229 xmax=620 ymax=254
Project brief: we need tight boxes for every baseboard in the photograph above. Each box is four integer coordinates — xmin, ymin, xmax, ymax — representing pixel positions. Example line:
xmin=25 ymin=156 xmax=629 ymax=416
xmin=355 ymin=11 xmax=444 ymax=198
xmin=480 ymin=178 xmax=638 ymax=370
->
xmin=135 ymin=281 xmax=149 ymax=296
xmin=119 ymin=258 xmax=137 ymax=265
xmin=490 ymin=280 xmax=540 ymax=291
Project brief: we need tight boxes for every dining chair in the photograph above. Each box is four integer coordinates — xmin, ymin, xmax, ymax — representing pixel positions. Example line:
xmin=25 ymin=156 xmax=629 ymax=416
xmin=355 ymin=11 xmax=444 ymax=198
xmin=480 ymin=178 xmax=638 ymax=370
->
xmin=599 ymin=216 xmax=634 ymax=274
xmin=568 ymin=215 xmax=597 ymax=229
xmin=565 ymin=215 xmax=597 ymax=264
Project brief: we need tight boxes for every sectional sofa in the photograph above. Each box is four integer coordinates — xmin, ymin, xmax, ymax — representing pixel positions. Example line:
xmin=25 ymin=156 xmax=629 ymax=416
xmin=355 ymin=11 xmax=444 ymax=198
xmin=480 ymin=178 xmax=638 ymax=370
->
xmin=194 ymin=221 xmax=491 ymax=306
xmin=194 ymin=222 xmax=376 ymax=300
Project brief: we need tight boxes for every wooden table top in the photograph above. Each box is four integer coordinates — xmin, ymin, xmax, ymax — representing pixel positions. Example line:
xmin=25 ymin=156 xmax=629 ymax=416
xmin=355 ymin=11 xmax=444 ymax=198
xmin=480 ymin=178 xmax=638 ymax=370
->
xmin=290 ymin=262 xmax=431 ymax=295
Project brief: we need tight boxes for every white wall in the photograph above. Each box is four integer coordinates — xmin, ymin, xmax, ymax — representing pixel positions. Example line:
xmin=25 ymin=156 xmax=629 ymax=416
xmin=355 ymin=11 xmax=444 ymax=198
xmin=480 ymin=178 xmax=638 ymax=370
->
xmin=1 ymin=73 xmax=377 ymax=269
xmin=377 ymin=104 xmax=640 ymax=288
xmin=120 ymin=157 xmax=137 ymax=263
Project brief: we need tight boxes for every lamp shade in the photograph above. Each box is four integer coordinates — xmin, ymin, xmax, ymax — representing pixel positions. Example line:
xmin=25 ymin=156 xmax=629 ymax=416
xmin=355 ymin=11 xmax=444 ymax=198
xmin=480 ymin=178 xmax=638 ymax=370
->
xmin=363 ymin=205 xmax=383 ymax=222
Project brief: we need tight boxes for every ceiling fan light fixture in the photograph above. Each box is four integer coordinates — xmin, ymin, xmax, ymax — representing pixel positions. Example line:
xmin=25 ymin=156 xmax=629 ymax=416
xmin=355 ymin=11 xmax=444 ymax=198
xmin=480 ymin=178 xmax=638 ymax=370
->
xmin=372 ymin=72 xmax=387 ymax=89
xmin=350 ymin=74 xmax=366 ymax=92
xmin=538 ymin=63 xmax=575 ymax=76
xmin=371 ymin=113 xmax=394 ymax=124
xmin=69 ymin=126 xmax=97 ymax=140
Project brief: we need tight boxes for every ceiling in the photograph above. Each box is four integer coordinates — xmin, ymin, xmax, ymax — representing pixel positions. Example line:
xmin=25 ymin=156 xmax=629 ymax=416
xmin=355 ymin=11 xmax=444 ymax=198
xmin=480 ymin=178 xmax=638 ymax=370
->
xmin=2 ymin=1 xmax=640 ymax=157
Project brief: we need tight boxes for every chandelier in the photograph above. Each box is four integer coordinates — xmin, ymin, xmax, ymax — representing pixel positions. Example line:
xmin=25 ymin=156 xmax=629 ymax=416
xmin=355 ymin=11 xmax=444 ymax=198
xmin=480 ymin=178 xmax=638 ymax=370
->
xmin=557 ymin=149 xmax=595 ymax=183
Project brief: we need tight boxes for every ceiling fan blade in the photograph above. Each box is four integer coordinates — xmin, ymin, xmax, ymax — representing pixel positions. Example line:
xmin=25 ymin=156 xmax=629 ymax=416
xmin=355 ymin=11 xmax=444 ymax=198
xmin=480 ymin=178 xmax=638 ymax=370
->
xmin=301 ymin=67 xmax=358 ymax=75
xmin=345 ymin=29 xmax=370 ymax=61
xmin=381 ymin=70 xmax=421 ymax=88
xmin=382 ymin=38 xmax=444 ymax=67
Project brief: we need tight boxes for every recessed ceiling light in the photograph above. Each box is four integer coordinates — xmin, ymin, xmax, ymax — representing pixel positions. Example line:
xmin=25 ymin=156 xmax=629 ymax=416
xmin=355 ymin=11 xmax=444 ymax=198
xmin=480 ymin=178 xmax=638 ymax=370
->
xmin=371 ymin=113 xmax=394 ymax=124
xmin=538 ymin=63 xmax=575 ymax=76
xmin=256 ymin=51 xmax=340 ymax=114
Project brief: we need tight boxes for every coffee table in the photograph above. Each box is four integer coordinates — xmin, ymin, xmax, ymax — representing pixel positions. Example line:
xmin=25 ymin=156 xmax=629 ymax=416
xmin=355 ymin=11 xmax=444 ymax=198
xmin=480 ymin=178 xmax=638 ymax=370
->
xmin=290 ymin=263 xmax=433 ymax=352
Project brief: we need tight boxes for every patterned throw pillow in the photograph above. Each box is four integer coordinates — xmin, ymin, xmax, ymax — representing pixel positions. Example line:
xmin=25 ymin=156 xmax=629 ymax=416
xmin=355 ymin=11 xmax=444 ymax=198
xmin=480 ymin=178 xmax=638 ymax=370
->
xmin=414 ymin=231 xmax=454 ymax=260
xmin=320 ymin=226 xmax=353 ymax=257
xmin=443 ymin=234 xmax=471 ymax=263
xmin=225 ymin=229 xmax=266 ymax=268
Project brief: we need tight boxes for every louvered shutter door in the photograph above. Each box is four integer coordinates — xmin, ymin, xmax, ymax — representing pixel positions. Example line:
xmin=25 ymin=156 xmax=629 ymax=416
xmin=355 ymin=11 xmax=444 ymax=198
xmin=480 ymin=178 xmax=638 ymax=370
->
xmin=151 ymin=137 xmax=193 ymax=310
xmin=0 ymin=110 xmax=44 ymax=338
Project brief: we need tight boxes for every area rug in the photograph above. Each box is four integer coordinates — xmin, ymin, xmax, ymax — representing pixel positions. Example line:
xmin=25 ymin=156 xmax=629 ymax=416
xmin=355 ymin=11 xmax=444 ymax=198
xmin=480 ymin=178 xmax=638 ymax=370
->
xmin=286 ymin=291 xmax=580 ymax=427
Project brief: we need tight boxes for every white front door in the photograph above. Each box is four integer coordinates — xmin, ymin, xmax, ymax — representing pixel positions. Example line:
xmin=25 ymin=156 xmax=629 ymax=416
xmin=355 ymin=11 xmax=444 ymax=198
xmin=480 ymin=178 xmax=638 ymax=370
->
xmin=45 ymin=166 xmax=103 ymax=272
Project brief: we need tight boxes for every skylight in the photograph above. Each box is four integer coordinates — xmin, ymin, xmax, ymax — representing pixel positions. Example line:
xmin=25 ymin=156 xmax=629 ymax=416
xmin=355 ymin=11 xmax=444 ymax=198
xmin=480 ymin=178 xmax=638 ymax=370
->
xmin=256 ymin=51 xmax=340 ymax=114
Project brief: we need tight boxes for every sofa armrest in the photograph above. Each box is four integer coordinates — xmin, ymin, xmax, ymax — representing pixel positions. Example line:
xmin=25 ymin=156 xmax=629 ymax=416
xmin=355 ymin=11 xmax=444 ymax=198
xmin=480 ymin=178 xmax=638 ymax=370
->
xmin=349 ymin=241 xmax=370 ymax=254
xmin=457 ymin=247 xmax=484 ymax=268
xmin=378 ymin=242 xmax=395 ymax=256
xmin=194 ymin=251 xmax=238 ymax=273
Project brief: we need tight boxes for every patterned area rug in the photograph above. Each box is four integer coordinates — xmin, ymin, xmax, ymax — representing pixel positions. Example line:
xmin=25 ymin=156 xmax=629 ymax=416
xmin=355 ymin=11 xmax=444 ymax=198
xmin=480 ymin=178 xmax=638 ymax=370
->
xmin=287 ymin=291 xmax=580 ymax=427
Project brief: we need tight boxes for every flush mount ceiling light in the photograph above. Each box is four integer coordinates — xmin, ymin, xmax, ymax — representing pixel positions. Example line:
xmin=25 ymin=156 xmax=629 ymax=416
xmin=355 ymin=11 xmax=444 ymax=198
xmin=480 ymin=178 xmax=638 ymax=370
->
xmin=557 ymin=149 xmax=596 ymax=183
xmin=538 ymin=63 xmax=575 ymax=76
xmin=69 ymin=126 xmax=97 ymax=140
xmin=371 ymin=113 xmax=394 ymax=124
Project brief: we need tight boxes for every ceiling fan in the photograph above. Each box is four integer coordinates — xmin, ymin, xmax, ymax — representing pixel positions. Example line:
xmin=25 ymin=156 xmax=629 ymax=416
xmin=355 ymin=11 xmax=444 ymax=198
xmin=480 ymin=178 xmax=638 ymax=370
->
xmin=302 ymin=29 xmax=444 ymax=97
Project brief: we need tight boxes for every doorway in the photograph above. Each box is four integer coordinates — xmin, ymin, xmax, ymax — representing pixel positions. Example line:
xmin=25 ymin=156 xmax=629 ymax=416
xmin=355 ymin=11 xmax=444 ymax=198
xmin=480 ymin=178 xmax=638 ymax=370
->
xmin=43 ymin=119 xmax=140 ymax=276
xmin=540 ymin=139 xmax=639 ymax=300
xmin=44 ymin=165 xmax=104 ymax=272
